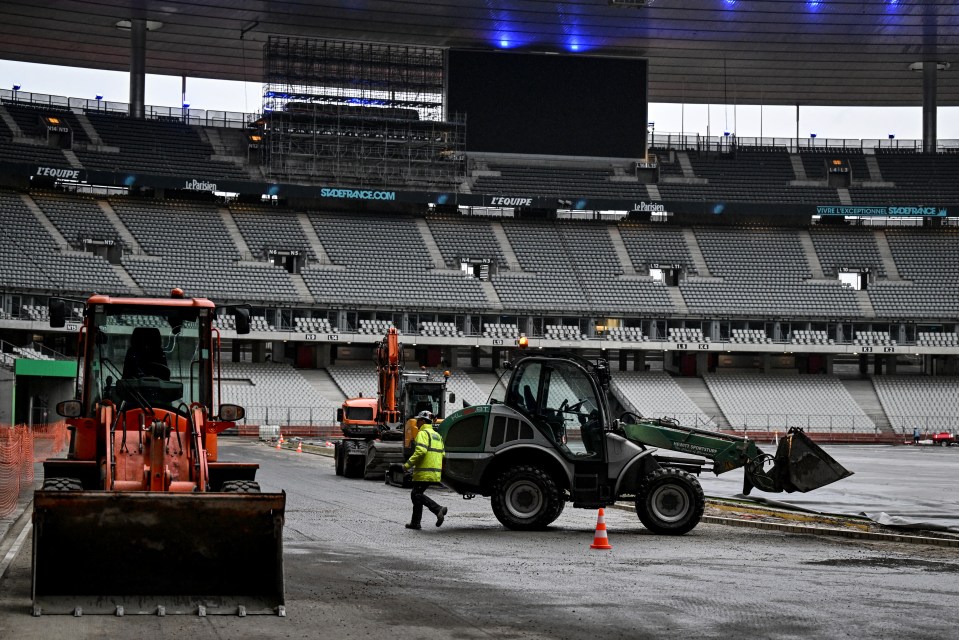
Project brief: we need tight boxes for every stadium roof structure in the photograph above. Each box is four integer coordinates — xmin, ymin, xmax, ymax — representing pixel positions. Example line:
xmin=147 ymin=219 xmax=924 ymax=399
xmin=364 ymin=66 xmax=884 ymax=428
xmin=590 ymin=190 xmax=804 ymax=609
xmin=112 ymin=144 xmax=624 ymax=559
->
xmin=0 ymin=1 xmax=957 ymax=107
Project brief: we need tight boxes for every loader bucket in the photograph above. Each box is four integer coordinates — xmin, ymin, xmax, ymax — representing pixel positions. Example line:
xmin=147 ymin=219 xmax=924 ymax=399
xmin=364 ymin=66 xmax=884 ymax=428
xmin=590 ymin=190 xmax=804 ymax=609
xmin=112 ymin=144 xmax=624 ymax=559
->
xmin=32 ymin=491 xmax=285 ymax=616
xmin=773 ymin=428 xmax=853 ymax=493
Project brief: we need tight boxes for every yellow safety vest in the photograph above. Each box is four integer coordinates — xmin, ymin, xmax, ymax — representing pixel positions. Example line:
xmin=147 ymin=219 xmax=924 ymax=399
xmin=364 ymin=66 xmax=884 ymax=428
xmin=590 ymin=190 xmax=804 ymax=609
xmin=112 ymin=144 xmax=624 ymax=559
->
xmin=404 ymin=423 xmax=445 ymax=483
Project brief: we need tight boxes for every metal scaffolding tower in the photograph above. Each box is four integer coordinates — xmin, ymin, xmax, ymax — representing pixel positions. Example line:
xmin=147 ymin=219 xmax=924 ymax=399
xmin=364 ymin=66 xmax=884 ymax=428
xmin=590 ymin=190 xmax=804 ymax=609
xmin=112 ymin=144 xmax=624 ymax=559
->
xmin=259 ymin=37 xmax=466 ymax=189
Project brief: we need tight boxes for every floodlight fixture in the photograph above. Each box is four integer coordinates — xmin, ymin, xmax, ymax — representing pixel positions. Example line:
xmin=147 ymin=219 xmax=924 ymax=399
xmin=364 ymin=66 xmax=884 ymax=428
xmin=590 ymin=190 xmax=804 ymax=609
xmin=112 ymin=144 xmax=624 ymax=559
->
xmin=888 ymin=134 xmax=895 ymax=140
xmin=12 ymin=84 xmax=20 ymax=91
xmin=115 ymin=19 xmax=164 ymax=31
xmin=908 ymin=61 xmax=950 ymax=72
xmin=810 ymin=133 xmax=817 ymax=138
xmin=95 ymin=94 xmax=103 ymax=101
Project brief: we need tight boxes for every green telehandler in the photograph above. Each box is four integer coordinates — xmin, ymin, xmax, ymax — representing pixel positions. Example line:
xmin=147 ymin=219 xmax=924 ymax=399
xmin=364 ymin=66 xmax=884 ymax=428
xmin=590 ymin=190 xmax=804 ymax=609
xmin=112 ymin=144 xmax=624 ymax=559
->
xmin=436 ymin=354 xmax=853 ymax=534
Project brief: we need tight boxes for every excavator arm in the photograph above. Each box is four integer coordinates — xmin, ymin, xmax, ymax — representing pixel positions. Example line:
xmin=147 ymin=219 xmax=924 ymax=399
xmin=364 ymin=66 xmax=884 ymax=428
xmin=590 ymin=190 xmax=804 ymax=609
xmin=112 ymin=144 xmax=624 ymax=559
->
xmin=376 ymin=327 xmax=402 ymax=426
xmin=619 ymin=418 xmax=853 ymax=495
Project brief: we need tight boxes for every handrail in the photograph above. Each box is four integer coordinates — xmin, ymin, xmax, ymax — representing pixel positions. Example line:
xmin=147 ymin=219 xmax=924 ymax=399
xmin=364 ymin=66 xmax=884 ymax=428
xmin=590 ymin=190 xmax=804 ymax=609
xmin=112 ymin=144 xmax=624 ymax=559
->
xmin=650 ymin=132 xmax=959 ymax=154
xmin=1 ymin=88 xmax=258 ymax=129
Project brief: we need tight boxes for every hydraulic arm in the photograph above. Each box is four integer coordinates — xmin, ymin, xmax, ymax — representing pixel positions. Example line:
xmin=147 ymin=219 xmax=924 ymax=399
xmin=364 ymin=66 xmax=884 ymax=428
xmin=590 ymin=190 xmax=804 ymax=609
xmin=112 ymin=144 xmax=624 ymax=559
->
xmin=619 ymin=418 xmax=853 ymax=495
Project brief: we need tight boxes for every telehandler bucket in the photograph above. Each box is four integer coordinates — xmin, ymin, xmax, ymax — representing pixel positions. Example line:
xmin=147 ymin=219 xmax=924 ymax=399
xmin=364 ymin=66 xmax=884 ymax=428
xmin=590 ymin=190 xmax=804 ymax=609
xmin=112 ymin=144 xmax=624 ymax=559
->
xmin=773 ymin=428 xmax=854 ymax=493
xmin=32 ymin=491 xmax=285 ymax=616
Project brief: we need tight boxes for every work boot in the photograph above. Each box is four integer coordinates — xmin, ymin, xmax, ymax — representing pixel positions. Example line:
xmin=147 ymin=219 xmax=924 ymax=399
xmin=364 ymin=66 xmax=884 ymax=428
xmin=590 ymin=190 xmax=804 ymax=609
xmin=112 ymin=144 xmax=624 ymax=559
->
xmin=405 ymin=523 xmax=421 ymax=530
xmin=435 ymin=507 xmax=447 ymax=528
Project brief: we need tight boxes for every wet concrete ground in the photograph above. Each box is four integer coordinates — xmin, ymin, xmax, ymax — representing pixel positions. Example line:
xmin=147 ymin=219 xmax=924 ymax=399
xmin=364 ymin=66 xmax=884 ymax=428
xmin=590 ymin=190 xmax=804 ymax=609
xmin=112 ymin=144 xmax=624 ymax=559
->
xmin=1 ymin=440 xmax=957 ymax=639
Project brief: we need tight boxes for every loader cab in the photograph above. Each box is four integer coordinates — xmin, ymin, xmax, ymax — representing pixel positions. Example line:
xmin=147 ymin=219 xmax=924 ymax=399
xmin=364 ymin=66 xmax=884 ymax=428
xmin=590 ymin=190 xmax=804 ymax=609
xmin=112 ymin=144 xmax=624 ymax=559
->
xmin=503 ymin=356 xmax=609 ymax=461
xmin=81 ymin=299 xmax=215 ymax=416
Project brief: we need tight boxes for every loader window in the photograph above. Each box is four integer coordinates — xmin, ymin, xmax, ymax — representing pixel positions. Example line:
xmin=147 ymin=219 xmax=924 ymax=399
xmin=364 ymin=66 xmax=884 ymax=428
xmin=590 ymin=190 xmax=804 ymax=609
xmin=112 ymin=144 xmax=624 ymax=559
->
xmin=507 ymin=362 xmax=543 ymax=417
xmin=89 ymin=306 xmax=207 ymax=414
xmin=542 ymin=361 xmax=602 ymax=458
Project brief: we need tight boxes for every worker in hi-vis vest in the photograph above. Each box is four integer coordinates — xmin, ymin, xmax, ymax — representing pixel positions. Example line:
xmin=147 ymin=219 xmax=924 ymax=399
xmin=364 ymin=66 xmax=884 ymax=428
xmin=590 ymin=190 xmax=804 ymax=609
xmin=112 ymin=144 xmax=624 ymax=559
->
xmin=402 ymin=411 xmax=447 ymax=530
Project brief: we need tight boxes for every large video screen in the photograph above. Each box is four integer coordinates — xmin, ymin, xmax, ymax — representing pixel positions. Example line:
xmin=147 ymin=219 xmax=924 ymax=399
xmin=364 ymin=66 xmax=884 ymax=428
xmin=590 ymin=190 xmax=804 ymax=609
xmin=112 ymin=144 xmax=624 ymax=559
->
xmin=447 ymin=50 xmax=647 ymax=158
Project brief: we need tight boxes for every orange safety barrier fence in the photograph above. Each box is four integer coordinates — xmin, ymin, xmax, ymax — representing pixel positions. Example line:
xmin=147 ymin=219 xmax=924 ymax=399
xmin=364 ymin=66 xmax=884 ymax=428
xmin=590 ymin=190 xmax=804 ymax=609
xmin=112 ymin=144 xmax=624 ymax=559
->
xmin=0 ymin=422 xmax=68 ymax=518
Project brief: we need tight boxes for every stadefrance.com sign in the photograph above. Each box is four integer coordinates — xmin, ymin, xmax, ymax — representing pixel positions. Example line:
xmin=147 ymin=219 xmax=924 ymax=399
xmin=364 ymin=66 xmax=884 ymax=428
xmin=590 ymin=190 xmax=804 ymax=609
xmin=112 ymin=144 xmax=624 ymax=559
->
xmin=816 ymin=205 xmax=948 ymax=217
xmin=320 ymin=188 xmax=396 ymax=201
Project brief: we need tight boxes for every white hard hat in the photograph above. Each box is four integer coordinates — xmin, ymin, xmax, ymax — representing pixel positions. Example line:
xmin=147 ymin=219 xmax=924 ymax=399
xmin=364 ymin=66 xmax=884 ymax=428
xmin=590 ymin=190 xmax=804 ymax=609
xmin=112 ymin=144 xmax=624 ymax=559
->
xmin=416 ymin=410 xmax=434 ymax=422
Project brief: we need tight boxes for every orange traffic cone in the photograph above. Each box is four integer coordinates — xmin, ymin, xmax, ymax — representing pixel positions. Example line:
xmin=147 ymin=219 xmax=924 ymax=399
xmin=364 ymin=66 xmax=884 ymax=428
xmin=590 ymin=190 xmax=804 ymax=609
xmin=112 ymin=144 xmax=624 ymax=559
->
xmin=279 ymin=434 xmax=284 ymax=444
xmin=296 ymin=441 xmax=302 ymax=453
xmin=275 ymin=439 xmax=282 ymax=450
xmin=590 ymin=508 xmax=612 ymax=550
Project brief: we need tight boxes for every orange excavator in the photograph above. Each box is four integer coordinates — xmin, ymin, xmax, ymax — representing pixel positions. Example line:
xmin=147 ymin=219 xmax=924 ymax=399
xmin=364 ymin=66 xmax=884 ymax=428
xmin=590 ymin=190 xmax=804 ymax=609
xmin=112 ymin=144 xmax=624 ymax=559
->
xmin=334 ymin=327 xmax=451 ymax=480
xmin=33 ymin=291 xmax=285 ymax=616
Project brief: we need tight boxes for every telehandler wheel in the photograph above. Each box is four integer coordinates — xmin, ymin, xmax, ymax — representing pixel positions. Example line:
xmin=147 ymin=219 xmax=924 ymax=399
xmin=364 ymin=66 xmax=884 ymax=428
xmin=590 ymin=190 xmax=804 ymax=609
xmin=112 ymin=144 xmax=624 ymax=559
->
xmin=221 ymin=480 xmax=261 ymax=493
xmin=491 ymin=465 xmax=564 ymax=531
xmin=635 ymin=467 xmax=705 ymax=535
xmin=334 ymin=442 xmax=345 ymax=476
xmin=41 ymin=477 xmax=82 ymax=491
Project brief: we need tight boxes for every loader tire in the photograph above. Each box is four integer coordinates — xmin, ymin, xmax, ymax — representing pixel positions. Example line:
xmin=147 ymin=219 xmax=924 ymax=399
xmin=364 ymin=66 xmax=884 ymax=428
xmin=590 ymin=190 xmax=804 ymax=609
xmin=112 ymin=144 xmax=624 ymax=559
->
xmin=42 ymin=477 xmax=82 ymax=491
xmin=491 ymin=465 xmax=564 ymax=531
xmin=221 ymin=480 xmax=261 ymax=493
xmin=635 ymin=467 xmax=704 ymax=536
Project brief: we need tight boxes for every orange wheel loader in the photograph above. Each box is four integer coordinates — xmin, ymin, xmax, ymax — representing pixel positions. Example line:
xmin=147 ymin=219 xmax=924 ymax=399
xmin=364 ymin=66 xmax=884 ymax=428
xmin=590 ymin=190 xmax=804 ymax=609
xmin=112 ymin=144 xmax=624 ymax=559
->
xmin=32 ymin=291 xmax=285 ymax=616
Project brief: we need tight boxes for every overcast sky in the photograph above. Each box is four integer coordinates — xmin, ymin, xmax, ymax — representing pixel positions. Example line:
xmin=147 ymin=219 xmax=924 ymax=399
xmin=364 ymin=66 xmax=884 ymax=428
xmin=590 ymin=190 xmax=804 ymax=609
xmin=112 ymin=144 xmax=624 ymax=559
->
xmin=3 ymin=59 xmax=958 ymax=143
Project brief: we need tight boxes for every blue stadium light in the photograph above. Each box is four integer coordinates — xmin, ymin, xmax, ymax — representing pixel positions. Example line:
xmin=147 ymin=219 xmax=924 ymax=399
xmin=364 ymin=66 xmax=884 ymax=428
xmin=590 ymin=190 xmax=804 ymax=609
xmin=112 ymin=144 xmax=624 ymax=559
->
xmin=724 ymin=0 xmax=738 ymax=6
xmin=888 ymin=134 xmax=895 ymax=139
xmin=810 ymin=133 xmax=817 ymax=138
xmin=807 ymin=0 xmax=824 ymax=11
xmin=723 ymin=131 xmax=730 ymax=137
xmin=12 ymin=84 xmax=20 ymax=91
xmin=95 ymin=94 xmax=103 ymax=101
xmin=182 ymin=102 xmax=190 ymax=109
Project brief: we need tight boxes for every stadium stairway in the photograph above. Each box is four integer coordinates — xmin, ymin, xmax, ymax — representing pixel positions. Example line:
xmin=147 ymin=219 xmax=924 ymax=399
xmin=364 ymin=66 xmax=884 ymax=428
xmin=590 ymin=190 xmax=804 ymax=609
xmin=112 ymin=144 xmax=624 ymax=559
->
xmin=415 ymin=218 xmax=446 ymax=269
xmin=873 ymin=230 xmax=903 ymax=280
xmin=853 ymin=290 xmax=876 ymax=318
xmin=0 ymin=104 xmax=21 ymax=136
xmin=680 ymin=228 xmax=711 ymax=276
xmin=300 ymin=368 xmax=346 ymax=407
xmin=72 ymin=112 xmax=105 ymax=146
xmin=478 ymin=280 xmax=503 ymax=308
xmin=607 ymin=226 xmax=638 ymax=275
xmin=676 ymin=152 xmax=696 ymax=178
xmin=296 ymin=211 xmax=333 ymax=265
xmin=789 ymin=154 xmax=808 ymax=180
xmin=864 ymin=155 xmax=885 ymax=182
xmin=673 ymin=377 xmax=730 ymax=429
xmin=61 ymin=149 xmax=84 ymax=169
xmin=797 ymin=230 xmax=826 ymax=279
xmin=841 ymin=379 xmax=893 ymax=433
xmin=666 ymin=287 xmax=689 ymax=314
xmin=20 ymin=193 xmax=70 ymax=251
xmin=490 ymin=220 xmax=525 ymax=272
xmin=218 ymin=207 xmax=255 ymax=261
xmin=97 ymin=200 xmax=143 ymax=253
